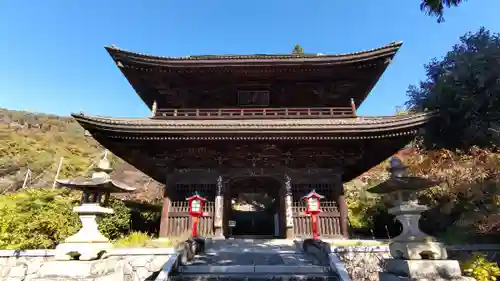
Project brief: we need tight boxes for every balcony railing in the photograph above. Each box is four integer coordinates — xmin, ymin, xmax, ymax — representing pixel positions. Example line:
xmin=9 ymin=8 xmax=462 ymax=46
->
xmin=153 ymin=107 xmax=356 ymax=119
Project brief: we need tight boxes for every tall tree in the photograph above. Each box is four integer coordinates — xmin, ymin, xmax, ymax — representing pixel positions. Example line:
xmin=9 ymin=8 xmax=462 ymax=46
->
xmin=406 ymin=27 xmax=500 ymax=150
xmin=292 ymin=44 xmax=304 ymax=55
xmin=420 ymin=0 xmax=466 ymax=22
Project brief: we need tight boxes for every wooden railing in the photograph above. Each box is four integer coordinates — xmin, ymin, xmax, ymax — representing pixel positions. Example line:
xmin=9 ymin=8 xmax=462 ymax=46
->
xmin=154 ymin=107 xmax=356 ymax=119
xmin=166 ymin=201 xmax=215 ymax=237
xmin=292 ymin=201 xmax=341 ymax=238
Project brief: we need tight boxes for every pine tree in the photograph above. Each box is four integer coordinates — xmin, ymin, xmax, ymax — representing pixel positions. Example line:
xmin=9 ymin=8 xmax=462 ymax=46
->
xmin=292 ymin=44 xmax=304 ymax=55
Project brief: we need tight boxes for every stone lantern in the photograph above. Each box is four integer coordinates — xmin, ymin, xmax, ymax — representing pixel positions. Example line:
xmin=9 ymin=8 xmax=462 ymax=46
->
xmin=54 ymin=151 xmax=135 ymax=261
xmin=370 ymin=156 xmax=473 ymax=281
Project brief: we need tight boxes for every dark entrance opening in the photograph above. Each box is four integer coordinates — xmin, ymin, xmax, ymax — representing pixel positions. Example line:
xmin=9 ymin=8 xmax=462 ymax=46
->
xmin=224 ymin=176 xmax=284 ymax=238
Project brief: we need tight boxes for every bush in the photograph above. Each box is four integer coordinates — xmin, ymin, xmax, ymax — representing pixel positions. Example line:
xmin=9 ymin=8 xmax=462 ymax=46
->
xmin=347 ymin=191 xmax=379 ymax=229
xmin=99 ymin=198 xmax=132 ymax=240
xmin=0 ymin=188 xmax=132 ymax=249
xmin=461 ymin=253 xmax=500 ymax=281
xmin=0 ymin=188 xmax=80 ymax=249
xmin=113 ymin=232 xmax=189 ymax=248
xmin=114 ymin=232 xmax=154 ymax=248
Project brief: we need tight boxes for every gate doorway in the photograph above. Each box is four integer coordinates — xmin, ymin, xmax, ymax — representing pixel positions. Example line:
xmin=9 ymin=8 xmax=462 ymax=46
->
xmin=223 ymin=176 xmax=285 ymax=238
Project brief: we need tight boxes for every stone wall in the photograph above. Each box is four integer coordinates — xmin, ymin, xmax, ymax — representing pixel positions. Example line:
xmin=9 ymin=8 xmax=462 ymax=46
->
xmin=1 ymin=244 xmax=499 ymax=281
xmin=331 ymin=244 xmax=500 ymax=281
xmin=0 ymin=248 xmax=176 ymax=281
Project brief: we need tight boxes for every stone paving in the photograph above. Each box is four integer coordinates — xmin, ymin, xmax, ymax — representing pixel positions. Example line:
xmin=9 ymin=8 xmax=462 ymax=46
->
xmin=190 ymin=239 xmax=317 ymax=266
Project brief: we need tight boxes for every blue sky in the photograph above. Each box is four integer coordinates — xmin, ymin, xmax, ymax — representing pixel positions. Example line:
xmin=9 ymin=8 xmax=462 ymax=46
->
xmin=0 ymin=0 xmax=498 ymax=117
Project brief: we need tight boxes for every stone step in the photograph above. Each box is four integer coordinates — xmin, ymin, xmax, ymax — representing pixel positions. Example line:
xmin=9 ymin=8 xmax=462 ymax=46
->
xmin=168 ymin=275 xmax=340 ymax=281
xmin=188 ymin=251 xmax=317 ymax=266
xmin=178 ymin=265 xmax=331 ymax=274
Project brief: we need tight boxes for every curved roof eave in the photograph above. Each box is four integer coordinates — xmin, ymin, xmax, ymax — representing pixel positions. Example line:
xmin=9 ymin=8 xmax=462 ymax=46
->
xmin=105 ymin=42 xmax=403 ymax=67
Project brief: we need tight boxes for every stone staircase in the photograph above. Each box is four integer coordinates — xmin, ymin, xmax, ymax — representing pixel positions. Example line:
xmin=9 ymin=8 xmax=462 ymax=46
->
xmin=159 ymin=239 xmax=340 ymax=281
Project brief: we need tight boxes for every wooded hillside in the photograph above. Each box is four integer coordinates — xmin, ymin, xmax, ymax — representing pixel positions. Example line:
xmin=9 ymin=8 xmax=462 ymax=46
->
xmin=0 ymin=108 xmax=163 ymax=201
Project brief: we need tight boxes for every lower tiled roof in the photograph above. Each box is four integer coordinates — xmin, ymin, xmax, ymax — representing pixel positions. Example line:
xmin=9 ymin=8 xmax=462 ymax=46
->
xmin=72 ymin=112 xmax=435 ymax=134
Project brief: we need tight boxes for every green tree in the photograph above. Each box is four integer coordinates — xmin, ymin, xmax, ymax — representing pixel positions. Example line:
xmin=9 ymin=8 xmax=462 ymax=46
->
xmin=420 ymin=0 xmax=466 ymax=22
xmin=406 ymin=27 xmax=500 ymax=150
xmin=292 ymin=44 xmax=304 ymax=55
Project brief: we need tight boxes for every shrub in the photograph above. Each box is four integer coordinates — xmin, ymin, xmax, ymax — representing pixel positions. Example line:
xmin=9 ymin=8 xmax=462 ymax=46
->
xmin=114 ymin=232 xmax=154 ymax=248
xmin=0 ymin=188 xmax=133 ymax=249
xmin=113 ymin=232 xmax=188 ymax=248
xmin=461 ymin=253 xmax=500 ymax=281
xmin=347 ymin=191 xmax=379 ymax=229
xmin=99 ymin=198 xmax=132 ymax=240
xmin=0 ymin=188 xmax=80 ymax=249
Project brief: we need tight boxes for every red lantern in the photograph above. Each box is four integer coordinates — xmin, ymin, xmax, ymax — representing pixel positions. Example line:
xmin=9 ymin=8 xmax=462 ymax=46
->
xmin=303 ymin=190 xmax=324 ymax=240
xmin=186 ymin=193 xmax=207 ymax=237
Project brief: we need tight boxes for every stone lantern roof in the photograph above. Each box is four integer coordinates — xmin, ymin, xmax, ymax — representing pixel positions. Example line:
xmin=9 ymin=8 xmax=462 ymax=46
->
xmin=368 ymin=156 xmax=439 ymax=194
xmin=56 ymin=150 xmax=135 ymax=193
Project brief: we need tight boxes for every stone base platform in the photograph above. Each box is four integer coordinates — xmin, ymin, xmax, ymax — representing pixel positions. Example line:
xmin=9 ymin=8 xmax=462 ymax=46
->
xmin=31 ymin=258 xmax=125 ymax=281
xmin=379 ymin=259 xmax=475 ymax=281
xmin=379 ymin=273 xmax=475 ymax=281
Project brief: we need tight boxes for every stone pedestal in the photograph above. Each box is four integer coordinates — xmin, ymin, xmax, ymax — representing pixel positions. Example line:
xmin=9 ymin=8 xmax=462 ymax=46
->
xmin=390 ymin=241 xmax=448 ymax=260
xmin=380 ymin=259 xmax=475 ymax=281
xmin=55 ymin=204 xmax=114 ymax=261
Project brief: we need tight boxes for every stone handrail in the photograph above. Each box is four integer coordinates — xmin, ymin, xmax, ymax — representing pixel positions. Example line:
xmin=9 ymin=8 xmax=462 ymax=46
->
xmin=329 ymin=253 xmax=353 ymax=281
xmin=154 ymin=252 xmax=180 ymax=281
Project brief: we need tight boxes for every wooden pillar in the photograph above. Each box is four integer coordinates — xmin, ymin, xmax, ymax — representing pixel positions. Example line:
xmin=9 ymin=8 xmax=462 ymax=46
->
xmin=214 ymin=175 xmax=224 ymax=237
xmin=336 ymin=183 xmax=349 ymax=239
xmin=159 ymin=180 xmax=172 ymax=237
xmin=284 ymin=174 xmax=294 ymax=239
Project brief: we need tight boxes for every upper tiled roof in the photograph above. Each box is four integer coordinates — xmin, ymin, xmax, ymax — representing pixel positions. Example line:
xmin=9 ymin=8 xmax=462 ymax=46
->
xmin=104 ymin=42 xmax=403 ymax=111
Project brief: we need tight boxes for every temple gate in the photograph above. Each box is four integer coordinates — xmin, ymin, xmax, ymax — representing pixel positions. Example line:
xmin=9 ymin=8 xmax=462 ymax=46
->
xmin=72 ymin=41 xmax=435 ymax=240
